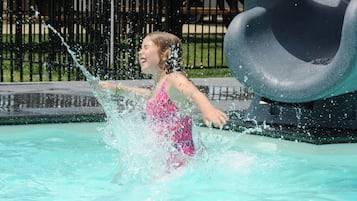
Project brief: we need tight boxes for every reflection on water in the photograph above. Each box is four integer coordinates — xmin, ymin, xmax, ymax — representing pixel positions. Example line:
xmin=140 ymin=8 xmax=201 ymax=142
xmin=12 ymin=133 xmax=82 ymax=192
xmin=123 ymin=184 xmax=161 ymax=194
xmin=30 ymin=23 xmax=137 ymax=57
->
xmin=0 ymin=85 xmax=253 ymax=113
xmin=198 ymin=85 xmax=253 ymax=101
xmin=0 ymin=93 xmax=100 ymax=113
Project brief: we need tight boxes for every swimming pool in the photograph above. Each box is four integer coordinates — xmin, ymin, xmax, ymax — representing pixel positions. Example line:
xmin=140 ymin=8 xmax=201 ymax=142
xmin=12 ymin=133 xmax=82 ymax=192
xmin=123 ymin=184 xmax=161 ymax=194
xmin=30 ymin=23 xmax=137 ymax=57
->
xmin=1 ymin=122 xmax=356 ymax=201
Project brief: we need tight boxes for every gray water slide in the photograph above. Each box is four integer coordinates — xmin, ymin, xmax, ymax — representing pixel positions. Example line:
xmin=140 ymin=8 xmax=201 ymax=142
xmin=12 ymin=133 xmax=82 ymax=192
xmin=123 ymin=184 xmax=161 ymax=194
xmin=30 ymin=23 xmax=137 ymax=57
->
xmin=224 ymin=0 xmax=357 ymax=103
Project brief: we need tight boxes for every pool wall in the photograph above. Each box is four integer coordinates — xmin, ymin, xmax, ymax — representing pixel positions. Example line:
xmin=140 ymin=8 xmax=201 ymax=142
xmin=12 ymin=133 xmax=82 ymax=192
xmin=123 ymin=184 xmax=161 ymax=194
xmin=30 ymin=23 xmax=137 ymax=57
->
xmin=1 ymin=78 xmax=356 ymax=144
xmin=0 ymin=78 xmax=247 ymax=125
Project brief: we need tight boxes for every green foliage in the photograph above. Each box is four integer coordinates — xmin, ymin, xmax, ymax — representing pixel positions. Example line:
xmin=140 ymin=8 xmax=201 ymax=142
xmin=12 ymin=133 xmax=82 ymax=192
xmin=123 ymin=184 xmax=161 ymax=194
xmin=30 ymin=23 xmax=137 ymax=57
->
xmin=1 ymin=33 xmax=230 ymax=82
xmin=184 ymin=67 xmax=232 ymax=78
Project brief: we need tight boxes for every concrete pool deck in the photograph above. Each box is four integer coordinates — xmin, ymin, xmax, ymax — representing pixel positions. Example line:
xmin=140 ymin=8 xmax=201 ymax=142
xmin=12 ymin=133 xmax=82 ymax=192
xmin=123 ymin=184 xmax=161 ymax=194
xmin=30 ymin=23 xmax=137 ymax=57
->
xmin=0 ymin=78 xmax=250 ymax=125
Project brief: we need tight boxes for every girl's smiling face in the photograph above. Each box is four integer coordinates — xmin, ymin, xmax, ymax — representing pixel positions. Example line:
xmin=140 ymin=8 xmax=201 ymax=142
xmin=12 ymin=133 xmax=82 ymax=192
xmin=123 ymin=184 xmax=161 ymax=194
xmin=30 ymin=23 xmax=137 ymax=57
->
xmin=139 ymin=37 xmax=162 ymax=75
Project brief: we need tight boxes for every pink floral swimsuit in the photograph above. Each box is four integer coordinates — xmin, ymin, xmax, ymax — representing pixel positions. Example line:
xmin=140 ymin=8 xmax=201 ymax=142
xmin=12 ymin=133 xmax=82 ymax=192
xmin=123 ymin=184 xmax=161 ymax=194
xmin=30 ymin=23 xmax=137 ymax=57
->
xmin=146 ymin=79 xmax=195 ymax=156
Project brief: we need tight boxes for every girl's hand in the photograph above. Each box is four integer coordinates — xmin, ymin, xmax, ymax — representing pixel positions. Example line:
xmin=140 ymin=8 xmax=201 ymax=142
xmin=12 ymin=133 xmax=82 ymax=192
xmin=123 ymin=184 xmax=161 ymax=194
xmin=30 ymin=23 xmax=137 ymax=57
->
xmin=202 ymin=107 xmax=228 ymax=129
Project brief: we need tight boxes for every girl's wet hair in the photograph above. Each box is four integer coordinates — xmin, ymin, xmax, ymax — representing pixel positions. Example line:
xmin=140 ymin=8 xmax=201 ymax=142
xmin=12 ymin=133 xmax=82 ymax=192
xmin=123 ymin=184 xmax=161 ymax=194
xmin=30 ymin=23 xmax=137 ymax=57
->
xmin=146 ymin=31 xmax=183 ymax=74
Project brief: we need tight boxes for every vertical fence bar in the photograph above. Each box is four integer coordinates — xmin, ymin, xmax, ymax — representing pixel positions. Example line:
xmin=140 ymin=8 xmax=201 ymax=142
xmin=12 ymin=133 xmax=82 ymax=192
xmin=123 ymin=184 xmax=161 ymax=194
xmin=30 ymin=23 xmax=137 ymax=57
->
xmin=75 ymin=0 xmax=81 ymax=81
xmin=112 ymin=0 xmax=118 ymax=80
xmin=8 ymin=1 xmax=13 ymax=82
xmin=58 ymin=0 xmax=63 ymax=81
xmin=94 ymin=0 xmax=100 ymax=77
xmin=15 ymin=0 xmax=23 ymax=82
xmin=207 ymin=0 xmax=211 ymax=69
xmin=104 ymin=0 xmax=111 ymax=79
xmin=110 ymin=0 xmax=114 ymax=67
xmin=38 ymin=9 xmax=43 ymax=81
xmin=0 ymin=0 xmax=3 ymax=82
xmin=48 ymin=0 xmax=55 ymax=81
xmin=67 ymin=0 xmax=74 ymax=81
xmin=214 ymin=0 xmax=218 ymax=68
xmin=220 ymin=0 xmax=225 ymax=68
xmin=199 ymin=0 xmax=203 ymax=69
xmin=56 ymin=0 xmax=62 ymax=82
xmin=29 ymin=2 xmax=33 ymax=82
xmin=59 ymin=0 xmax=65 ymax=81
xmin=127 ymin=0 xmax=136 ymax=79
xmin=83 ymin=0 xmax=90 ymax=80
xmin=120 ymin=0 xmax=128 ymax=79
xmin=91 ymin=0 xmax=97 ymax=77
xmin=147 ymin=0 xmax=152 ymax=33
xmin=153 ymin=0 xmax=161 ymax=31
xmin=165 ymin=0 xmax=183 ymax=38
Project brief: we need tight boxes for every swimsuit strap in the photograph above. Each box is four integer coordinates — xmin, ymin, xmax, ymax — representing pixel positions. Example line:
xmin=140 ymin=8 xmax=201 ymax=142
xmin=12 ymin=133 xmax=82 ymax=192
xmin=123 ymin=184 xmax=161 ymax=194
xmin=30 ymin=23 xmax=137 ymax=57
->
xmin=160 ymin=78 xmax=167 ymax=92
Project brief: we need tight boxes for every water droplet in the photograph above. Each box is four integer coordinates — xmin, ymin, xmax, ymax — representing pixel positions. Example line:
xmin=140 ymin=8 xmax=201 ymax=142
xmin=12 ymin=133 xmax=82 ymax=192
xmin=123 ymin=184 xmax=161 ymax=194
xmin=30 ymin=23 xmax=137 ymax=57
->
xmin=243 ymin=76 xmax=248 ymax=82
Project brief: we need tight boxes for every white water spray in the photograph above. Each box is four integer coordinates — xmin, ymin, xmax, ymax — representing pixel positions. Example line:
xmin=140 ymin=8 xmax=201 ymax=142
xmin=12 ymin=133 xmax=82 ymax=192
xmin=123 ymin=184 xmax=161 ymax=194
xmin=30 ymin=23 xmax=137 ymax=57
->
xmin=30 ymin=6 xmax=192 ymax=183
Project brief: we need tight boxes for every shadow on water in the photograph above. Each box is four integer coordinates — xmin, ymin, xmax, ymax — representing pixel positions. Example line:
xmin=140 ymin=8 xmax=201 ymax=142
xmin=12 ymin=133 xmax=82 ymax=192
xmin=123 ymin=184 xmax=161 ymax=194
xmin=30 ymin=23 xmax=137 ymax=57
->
xmin=0 ymin=93 xmax=100 ymax=112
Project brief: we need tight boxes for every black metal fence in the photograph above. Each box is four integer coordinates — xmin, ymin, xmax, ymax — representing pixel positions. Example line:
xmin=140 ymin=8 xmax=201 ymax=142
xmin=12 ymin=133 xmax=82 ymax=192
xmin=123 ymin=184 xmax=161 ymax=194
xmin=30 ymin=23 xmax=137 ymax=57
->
xmin=0 ymin=0 xmax=243 ymax=82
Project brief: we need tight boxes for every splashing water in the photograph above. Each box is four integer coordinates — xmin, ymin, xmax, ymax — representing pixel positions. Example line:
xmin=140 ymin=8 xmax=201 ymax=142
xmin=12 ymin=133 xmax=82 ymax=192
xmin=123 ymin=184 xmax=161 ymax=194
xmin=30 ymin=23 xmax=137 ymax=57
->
xmin=46 ymin=24 xmax=95 ymax=83
xmin=30 ymin=6 xmax=99 ymax=91
xmin=30 ymin=6 xmax=217 ymax=184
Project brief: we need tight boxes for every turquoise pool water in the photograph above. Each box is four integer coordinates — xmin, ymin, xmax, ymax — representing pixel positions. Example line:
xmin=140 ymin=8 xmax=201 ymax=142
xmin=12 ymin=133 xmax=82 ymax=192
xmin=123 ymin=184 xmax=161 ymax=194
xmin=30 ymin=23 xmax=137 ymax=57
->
xmin=1 ymin=122 xmax=356 ymax=201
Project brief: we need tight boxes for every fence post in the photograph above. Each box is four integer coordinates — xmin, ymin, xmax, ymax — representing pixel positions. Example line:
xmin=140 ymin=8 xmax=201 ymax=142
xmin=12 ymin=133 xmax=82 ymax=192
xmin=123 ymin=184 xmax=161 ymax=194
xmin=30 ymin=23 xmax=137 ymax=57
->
xmin=15 ymin=0 xmax=23 ymax=82
xmin=110 ymin=0 xmax=114 ymax=66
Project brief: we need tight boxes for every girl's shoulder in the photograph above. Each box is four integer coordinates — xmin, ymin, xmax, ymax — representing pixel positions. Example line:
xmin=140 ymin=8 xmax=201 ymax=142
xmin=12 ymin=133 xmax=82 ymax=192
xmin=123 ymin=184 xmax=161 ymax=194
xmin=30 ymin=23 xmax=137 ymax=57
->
xmin=166 ymin=72 xmax=196 ymax=95
xmin=166 ymin=72 xmax=190 ymax=85
xmin=165 ymin=72 xmax=193 ymax=108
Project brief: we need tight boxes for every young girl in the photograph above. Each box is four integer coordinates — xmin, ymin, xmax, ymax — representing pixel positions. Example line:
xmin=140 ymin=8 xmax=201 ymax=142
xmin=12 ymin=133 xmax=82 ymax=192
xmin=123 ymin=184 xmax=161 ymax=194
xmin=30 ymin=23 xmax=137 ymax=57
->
xmin=102 ymin=31 xmax=228 ymax=167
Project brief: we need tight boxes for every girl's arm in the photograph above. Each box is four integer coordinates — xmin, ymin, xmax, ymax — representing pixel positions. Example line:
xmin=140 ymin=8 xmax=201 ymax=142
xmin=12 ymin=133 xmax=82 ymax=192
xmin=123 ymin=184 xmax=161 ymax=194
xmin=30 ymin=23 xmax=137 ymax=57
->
xmin=101 ymin=81 xmax=151 ymax=98
xmin=167 ymin=73 xmax=228 ymax=128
